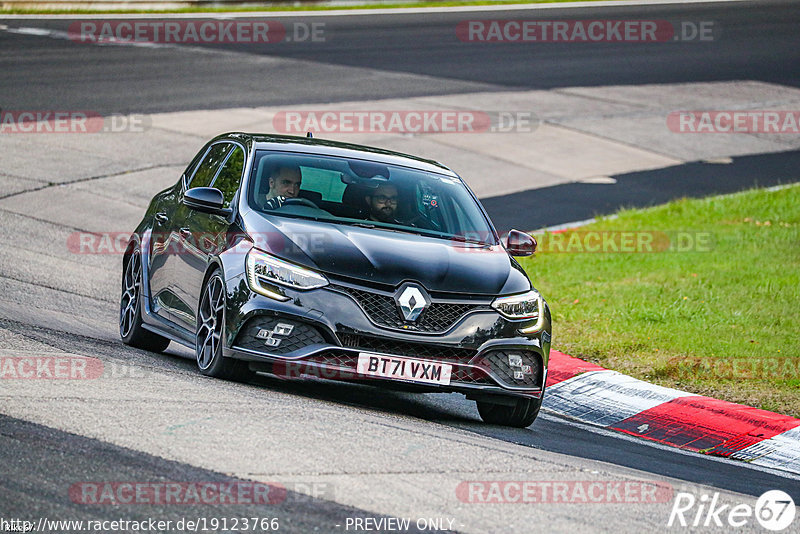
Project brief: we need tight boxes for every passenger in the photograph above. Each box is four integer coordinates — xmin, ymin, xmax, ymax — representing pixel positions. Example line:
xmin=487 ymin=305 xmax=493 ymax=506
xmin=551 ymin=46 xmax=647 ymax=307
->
xmin=365 ymin=184 xmax=402 ymax=224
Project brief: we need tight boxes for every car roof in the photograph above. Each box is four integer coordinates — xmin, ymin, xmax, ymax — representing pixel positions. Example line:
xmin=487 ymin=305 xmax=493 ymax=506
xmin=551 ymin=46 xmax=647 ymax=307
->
xmin=219 ymin=132 xmax=460 ymax=178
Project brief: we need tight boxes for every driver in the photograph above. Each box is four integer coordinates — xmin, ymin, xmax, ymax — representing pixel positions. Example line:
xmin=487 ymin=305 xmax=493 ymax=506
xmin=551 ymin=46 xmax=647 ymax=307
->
xmin=264 ymin=165 xmax=302 ymax=210
xmin=365 ymin=183 xmax=402 ymax=224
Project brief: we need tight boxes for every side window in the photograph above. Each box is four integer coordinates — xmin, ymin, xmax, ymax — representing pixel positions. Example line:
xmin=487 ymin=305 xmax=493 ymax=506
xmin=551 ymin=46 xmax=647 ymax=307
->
xmin=188 ymin=143 xmax=232 ymax=188
xmin=212 ymin=145 xmax=245 ymax=206
xmin=181 ymin=149 xmax=205 ymax=184
xmin=299 ymin=167 xmax=347 ymax=202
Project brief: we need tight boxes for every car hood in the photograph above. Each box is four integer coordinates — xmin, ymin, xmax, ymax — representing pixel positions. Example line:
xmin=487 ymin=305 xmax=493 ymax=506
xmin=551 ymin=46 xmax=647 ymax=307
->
xmin=245 ymin=213 xmax=531 ymax=295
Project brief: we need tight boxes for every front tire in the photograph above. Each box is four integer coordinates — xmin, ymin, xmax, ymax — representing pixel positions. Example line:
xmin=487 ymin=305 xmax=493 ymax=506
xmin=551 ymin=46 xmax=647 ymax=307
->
xmin=476 ymin=396 xmax=542 ymax=428
xmin=120 ymin=248 xmax=170 ymax=353
xmin=196 ymin=270 xmax=253 ymax=382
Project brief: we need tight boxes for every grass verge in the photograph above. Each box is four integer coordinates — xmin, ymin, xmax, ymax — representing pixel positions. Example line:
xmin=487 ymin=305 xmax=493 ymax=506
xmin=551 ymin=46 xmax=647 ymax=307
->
xmin=520 ymin=184 xmax=800 ymax=418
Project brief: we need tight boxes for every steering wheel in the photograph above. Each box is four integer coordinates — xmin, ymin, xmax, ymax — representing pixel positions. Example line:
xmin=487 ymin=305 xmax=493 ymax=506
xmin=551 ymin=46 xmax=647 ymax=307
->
xmin=282 ymin=197 xmax=319 ymax=209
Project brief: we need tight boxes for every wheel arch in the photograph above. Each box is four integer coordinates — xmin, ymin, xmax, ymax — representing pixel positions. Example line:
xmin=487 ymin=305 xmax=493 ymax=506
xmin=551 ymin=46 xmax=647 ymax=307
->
xmin=201 ymin=257 xmax=224 ymax=290
xmin=122 ymin=233 xmax=140 ymax=270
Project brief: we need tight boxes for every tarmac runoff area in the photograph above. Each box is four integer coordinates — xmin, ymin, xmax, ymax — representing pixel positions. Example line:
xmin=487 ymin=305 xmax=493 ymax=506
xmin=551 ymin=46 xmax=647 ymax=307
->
xmin=3 ymin=80 xmax=800 ymax=203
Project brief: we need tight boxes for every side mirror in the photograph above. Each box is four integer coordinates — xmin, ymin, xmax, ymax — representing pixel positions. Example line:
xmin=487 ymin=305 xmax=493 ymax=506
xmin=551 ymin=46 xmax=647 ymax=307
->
xmin=183 ymin=187 xmax=229 ymax=215
xmin=505 ymin=229 xmax=537 ymax=257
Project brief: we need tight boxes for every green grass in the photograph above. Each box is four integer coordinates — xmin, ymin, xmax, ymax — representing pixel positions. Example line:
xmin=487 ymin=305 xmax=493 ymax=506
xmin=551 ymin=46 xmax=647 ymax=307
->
xmin=0 ymin=0 xmax=614 ymax=15
xmin=519 ymin=184 xmax=800 ymax=418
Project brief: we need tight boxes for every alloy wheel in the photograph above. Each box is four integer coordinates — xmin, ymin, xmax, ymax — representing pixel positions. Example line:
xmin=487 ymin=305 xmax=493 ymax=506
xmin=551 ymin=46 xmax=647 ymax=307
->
xmin=197 ymin=275 xmax=225 ymax=370
xmin=119 ymin=250 xmax=141 ymax=338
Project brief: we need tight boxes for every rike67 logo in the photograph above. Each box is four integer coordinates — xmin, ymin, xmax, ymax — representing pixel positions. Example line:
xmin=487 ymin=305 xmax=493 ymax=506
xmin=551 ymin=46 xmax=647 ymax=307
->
xmin=668 ymin=490 xmax=796 ymax=531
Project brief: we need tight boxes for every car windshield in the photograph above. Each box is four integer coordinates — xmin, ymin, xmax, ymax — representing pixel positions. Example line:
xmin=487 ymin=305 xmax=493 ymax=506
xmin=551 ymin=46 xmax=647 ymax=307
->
xmin=247 ymin=150 xmax=497 ymax=245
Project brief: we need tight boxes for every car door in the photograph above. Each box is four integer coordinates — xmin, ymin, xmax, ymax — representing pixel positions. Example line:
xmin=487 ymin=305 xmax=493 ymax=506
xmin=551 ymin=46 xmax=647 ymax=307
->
xmin=147 ymin=148 xmax=207 ymax=323
xmin=172 ymin=142 xmax=246 ymax=331
xmin=158 ymin=141 xmax=234 ymax=329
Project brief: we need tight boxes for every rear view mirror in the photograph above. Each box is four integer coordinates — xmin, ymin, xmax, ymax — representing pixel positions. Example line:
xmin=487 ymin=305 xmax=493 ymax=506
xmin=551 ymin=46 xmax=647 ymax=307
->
xmin=505 ymin=229 xmax=537 ymax=257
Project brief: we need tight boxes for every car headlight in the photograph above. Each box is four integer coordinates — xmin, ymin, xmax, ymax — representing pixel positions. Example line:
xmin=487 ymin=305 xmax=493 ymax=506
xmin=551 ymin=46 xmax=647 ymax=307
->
xmin=492 ymin=290 xmax=545 ymax=333
xmin=246 ymin=248 xmax=328 ymax=300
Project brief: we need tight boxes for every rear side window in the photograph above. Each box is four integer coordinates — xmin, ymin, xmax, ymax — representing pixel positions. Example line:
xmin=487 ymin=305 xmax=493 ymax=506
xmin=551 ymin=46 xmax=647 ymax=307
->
xmin=212 ymin=145 xmax=245 ymax=206
xmin=189 ymin=143 xmax=232 ymax=188
xmin=299 ymin=167 xmax=347 ymax=202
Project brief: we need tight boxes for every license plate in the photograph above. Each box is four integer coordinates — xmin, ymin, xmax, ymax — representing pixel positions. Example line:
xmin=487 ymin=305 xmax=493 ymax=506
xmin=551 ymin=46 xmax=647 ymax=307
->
xmin=356 ymin=352 xmax=452 ymax=385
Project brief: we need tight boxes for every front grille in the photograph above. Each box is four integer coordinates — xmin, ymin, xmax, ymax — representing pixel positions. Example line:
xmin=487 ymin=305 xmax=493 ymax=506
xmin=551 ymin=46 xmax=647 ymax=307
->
xmin=338 ymin=333 xmax=477 ymax=363
xmin=306 ymin=351 xmax=357 ymax=369
xmin=271 ymin=351 xmax=359 ymax=381
xmin=333 ymin=285 xmax=490 ymax=333
xmin=234 ymin=316 xmax=325 ymax=354
xmin=474 ymin=350 xmax=542 ymax=389
xmin=450 ymin=366 xmax=493 ymax=385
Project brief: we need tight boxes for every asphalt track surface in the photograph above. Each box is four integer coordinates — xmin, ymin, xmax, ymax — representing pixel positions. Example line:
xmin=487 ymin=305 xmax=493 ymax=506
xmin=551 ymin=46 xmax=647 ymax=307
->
xmin=1 ymin=415 xmax=424 ymax=534
xmin=2 ymin=1 xmax=800 ymax=532
xmin=485 ymin=148 xmax=800 ymax=230
xmin=1 ymin=318 xmax=798 ymax=531
xmin=1 ymin=1 xmax=799 ymax=114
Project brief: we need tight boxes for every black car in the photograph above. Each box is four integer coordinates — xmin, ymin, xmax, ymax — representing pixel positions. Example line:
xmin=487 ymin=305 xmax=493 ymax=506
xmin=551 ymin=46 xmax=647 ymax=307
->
xmin=120 ymin=133 xmax=551 ymax=427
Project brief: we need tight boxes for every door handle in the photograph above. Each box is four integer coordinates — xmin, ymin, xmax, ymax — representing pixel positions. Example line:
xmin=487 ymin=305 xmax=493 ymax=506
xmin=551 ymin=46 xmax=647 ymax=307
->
xmin=179 ymin=228 xmax=192 ymax=238
xmin=154 ymin=212 xmax=168 ymax=225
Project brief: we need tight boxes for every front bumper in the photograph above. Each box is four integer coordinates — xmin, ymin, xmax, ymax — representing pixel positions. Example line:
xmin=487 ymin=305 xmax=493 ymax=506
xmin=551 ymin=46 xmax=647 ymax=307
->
xmin=222 ymin=275 xmax=551 ymax=399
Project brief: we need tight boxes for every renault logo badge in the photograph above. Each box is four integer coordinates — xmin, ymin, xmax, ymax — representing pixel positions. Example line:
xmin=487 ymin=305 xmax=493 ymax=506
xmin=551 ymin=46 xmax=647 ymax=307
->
xmin=394 ymin=283 xmax=431 ymax=322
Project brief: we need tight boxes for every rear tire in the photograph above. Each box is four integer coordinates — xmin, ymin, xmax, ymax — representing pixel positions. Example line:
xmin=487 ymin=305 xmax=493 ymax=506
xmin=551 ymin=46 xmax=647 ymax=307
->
xmin=120 ymin=248 xmax=171 ymax=353
xmin=476 ymin=396 xmax=542 ymax=428
xmin=195 ymin=270 xmax=253 ymax=382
